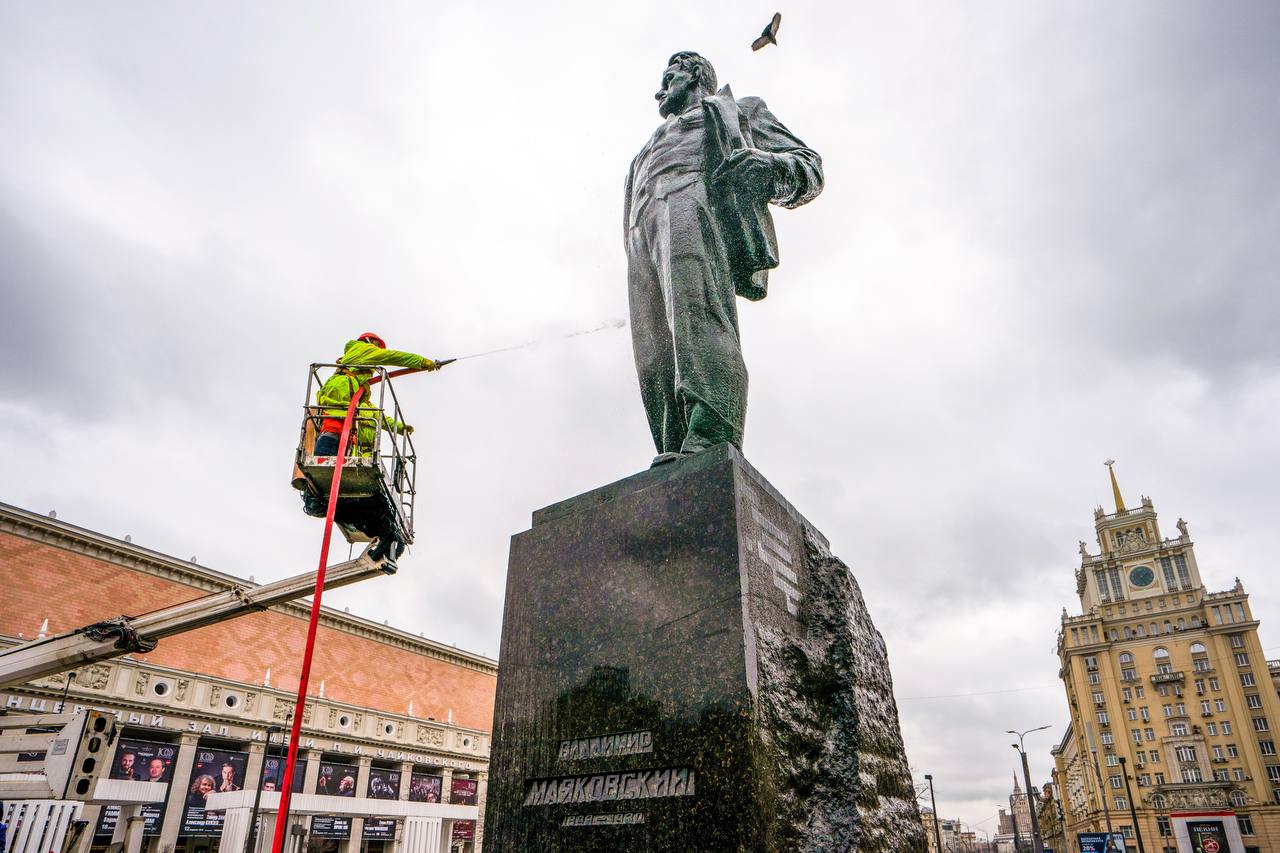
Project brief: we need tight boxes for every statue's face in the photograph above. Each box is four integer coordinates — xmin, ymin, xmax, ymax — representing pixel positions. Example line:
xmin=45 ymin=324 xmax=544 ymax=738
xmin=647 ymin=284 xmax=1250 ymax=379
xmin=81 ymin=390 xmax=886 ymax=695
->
xmin=656 ymin=63 xmax=697 ymax=117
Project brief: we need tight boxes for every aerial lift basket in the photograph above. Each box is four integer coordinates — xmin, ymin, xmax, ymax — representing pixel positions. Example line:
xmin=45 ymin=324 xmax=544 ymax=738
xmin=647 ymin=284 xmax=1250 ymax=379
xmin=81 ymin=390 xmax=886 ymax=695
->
xmin=292 ymin=363 xmax=417 ymax=545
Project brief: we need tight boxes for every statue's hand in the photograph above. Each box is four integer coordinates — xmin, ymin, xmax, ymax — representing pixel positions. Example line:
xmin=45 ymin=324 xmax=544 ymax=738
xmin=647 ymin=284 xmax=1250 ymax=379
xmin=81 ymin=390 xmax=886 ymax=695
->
xmin=710 ymin=148 xmax=776 ymax=197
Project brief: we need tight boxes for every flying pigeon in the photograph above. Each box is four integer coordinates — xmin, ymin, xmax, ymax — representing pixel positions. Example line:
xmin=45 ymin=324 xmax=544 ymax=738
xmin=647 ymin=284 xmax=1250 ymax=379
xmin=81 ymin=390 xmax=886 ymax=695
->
xmin=752 ymin=12 xmax=782 ymax=51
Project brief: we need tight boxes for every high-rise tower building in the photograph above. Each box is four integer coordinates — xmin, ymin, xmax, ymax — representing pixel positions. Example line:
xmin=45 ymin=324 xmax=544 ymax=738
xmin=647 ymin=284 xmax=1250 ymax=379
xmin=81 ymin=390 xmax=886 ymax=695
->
xmin=1052 ymin=466 xmax=1280 ymax=852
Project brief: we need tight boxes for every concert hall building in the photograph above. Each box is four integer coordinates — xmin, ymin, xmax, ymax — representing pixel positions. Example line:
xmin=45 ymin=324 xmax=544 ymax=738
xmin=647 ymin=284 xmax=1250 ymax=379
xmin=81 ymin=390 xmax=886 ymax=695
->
xmin=0 ymin=502 xmax=496 ymax=853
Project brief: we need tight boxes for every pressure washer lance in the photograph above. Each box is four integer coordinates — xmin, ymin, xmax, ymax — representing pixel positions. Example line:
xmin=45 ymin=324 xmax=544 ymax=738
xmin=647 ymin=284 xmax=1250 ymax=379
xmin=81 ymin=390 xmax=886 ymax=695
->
xmin=438 ymin=319 xmax=627 ymax=365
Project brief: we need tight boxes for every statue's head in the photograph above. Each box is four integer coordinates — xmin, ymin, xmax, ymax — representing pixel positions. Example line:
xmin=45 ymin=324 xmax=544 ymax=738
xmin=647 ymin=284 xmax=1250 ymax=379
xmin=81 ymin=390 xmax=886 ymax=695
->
xmin=656 ymin=51 xmax=717 ymax=117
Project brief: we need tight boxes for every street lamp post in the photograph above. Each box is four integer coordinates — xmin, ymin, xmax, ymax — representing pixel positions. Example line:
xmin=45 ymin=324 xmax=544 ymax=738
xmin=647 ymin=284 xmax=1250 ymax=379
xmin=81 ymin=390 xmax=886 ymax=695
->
xmin=1008 ymin=726 xmax=1051 ymax=853
xmin=925 ymin=774 xmax=945 ymax=853
xmin=245 ymin=724 xmax=283 ymax=853
xmin=1118 ymin=756 xmax=1147 ymax=853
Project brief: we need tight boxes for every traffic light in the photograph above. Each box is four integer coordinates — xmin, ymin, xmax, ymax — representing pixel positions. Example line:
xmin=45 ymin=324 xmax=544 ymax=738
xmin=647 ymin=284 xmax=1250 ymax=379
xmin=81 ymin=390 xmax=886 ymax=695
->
xmin=47 ymin=710 xmax=116 ymax=800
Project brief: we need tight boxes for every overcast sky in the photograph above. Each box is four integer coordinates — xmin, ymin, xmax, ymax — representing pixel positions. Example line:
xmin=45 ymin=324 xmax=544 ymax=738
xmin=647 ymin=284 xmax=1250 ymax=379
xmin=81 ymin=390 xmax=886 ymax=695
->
xmin=3 ymin=0 xmax=1278 ymax=835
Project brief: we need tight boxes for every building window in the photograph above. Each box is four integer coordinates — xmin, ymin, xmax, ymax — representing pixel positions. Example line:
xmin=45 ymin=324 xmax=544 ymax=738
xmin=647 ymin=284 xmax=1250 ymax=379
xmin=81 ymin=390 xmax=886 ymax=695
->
xmin=1230 ymin=634 xmax=1246 ymax=649
xmin=1267 ymin=765 xmax=1280 ymax=783
xmin=1195 ymin=679 xmax=1206 ymax=693
xmin=1128 ymin=709 xmax=1139 ymax=721
xmin=1233 ymin=768 xmax=1246 ymax=781
xmin=1207 ymin=723 xmax=1218 ymax=735
xmin=1210 ymin=678 xmax=1220 ymax=691
xmin=1157 ymin=815 xmax=1171 ymax=836
xmin=1141 ymin=707 xmax=1151 ymax=722
xmin=1154 ymin=771 xmax=1165 ymax=784
xmin=1090 ymin=673 xmax=1102 ymax=685
xmin=1136 ymin=624 xmax=1146 ymax=638
xmin=1109 ymin=568 xmax=1125 ymax=601
xmin=1241 ymin=673 xmax=1256 ymax=687
xmin=1123 ymin=687 xmax=1133 ymax=701
xmin=1218 ymin=699 xmax=1228 ymax=712
xmin=1085 ymin=655 xmax=1098 ymax=670
xmin=1159 ymin=557 xmax=1176 ymax=589
xmin=1236 ymin=652 xmax=1251 ymax=667
xmin=1101 ymin=732 xmax=1114 ymax=746
xmin=1106 ymin=754 xmax=1120 ymax=766
xmin=1223 ymin=721 xmax=1234 ymax=734
xmin=1259 ymin=741 xmax=1275 ymax=756
xmin=1236 ymin=603 xmax=1246 ymax=621
xmin=1213 ymin=746 xmax=1224 ymax=760
xmin=1227 ymin=744 xmax=1239 ymax=758
xmin=1176 ymin=745 xmax=1197 ymax=763
xmin=1171 ymin=723 xmax=1189 ymax=736
xmin=1215 ymin=769 xmax=1229 ymax=781
xmin=1095 ymin=692 xmax=1106 ymax=705
xmin=1247 ymin=695 xmax=1263 ymax=709
xmin=1202 ymin=700 xmax=1213 ymax=714
xmin=1254 ymin=718 xmax=1270 ymax=733
xmin=1238 ymin=814 xmax=1254 ymax=834
xmin=1138 ymin=773 xmax=1151 ymax=786
xmin=1099 ymin=711 xmax=1110 ymax=724
xmin=1145 ymin=728 xmax=1156 ymax=742
xmin=1163 ymin=704 xmax=1173 ymax=718
xmin=1120 ymin=825 xmax=1134 ymax=839
xmin=1136 ymin=686 xmax=1146 ymax=698
xmin=1109 ymin=774 xmax=1122 ymax=789
xmin=1132 ymin=730 xmax=1144 ymax=745
xmin=1174 ymin=554 xmax=1191 ymax=587
xmin=1182 ymin=768 xmax=1203 ymax=783
xmin=1115 ymin=797 xmax=1128 ymax=810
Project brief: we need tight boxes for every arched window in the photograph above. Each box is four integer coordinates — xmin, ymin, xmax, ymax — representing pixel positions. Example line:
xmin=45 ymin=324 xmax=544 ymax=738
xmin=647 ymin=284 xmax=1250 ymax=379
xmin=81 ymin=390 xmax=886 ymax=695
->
xmin=1151 ymin=622 xmax=1159 ymax=636
xmin=1164 ymin=621 xmax=1174 ymax=634
xmin=1154 ymin=648 xmax=1171 ymax=659
xmin=1231 ymin=790 xmax=1247 ymax=808
xmin=1124 ymin=627 xmax=1133 ymax=640
xmin=1177 ymin=617 xmax=1186 ymax=630
xmin=1151 ymin=794 xmax=1166 ymax=810
xmin=1120 ymin=652 xmax=1135 ymax=665
xmin=1136 ymin=625 xmax=1146 ymax=638
xmin=1190 ymin=642 xmax=1207 ymax=654
xmin=1110 ymin=629 xmax=1119 ymax=641
xmin=1154 ymin=647 xmax=1173 ymax=674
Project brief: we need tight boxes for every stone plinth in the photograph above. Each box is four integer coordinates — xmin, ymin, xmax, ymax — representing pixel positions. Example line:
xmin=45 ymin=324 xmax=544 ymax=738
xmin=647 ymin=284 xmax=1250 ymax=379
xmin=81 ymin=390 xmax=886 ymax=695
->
xmin=483 ymin=445 xmax=925 ymax=851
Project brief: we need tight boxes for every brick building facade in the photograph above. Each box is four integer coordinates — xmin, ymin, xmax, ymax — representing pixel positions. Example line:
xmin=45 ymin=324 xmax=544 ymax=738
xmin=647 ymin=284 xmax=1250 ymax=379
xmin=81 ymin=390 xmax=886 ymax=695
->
xmin=0 ymin=501 xmax=497 ymax=853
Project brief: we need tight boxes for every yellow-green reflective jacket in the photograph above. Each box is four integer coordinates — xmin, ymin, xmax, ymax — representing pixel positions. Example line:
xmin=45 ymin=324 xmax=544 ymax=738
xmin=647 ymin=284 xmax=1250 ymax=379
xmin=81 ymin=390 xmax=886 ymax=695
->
xmin=316 ymin=340 xmax=429 ymax=451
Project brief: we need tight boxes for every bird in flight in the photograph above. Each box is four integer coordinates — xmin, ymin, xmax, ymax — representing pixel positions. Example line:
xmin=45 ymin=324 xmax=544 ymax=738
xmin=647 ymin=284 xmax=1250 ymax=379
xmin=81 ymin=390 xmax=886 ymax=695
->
xmin=752 ymin=12 xmax=782 ymax=51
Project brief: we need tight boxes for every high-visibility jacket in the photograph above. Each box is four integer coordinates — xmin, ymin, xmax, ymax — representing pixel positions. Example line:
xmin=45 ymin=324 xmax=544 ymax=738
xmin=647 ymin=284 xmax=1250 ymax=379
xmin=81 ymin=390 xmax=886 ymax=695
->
xmin=316 ymin=340 xmax=431 ymax=451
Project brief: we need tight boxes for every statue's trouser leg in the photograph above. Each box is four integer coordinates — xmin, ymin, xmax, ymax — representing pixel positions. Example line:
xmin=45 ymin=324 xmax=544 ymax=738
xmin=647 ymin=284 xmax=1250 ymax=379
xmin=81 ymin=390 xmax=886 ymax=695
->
xmin=666 ymin=186 xmax=747 ymax=453
xmin=629 ymin=185 xmax=748 ymax=454
xmin=628 ymin=199 xmax=686 ymax=454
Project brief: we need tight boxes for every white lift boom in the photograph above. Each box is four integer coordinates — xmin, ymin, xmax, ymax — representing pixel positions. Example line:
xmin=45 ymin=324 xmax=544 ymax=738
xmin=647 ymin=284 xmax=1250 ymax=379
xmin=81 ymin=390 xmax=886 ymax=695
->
xmin=0 ymin=551 xmax=389 ymax=689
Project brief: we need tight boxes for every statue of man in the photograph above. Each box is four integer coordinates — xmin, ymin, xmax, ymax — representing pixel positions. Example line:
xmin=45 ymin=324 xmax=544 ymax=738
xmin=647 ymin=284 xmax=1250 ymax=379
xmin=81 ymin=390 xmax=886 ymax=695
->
xmin=625 ymin=51 xmax=823 ymax=466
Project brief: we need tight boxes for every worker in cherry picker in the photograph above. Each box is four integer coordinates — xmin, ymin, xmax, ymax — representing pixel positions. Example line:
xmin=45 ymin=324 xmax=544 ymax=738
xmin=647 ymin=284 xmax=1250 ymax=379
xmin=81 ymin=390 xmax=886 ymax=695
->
xmin=302 ymin=332 xmax=443 ymax=567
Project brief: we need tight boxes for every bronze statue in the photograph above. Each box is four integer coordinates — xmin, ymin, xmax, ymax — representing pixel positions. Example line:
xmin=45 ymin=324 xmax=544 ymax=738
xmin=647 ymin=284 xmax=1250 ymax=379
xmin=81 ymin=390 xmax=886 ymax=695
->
xmin=625 ymin=51 xmax=823 ymax=466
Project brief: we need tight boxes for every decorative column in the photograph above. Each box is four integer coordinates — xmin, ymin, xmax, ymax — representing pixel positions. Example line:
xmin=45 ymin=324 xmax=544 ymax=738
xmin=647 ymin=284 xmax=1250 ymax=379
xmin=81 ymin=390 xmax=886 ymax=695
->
xmin=439 ymin=768 xmax=453 ymax=804
xmin=157 ymin=733 xmax=201 ymax=852
xmin=474 ymin=770 xmax=488 ymax=849
xmin=349 ymin=755 xmax=373 ymax=848
xmin=398 ymin=760 xmax=413 ymax=801
xmin=244 ymin=741 xmax=267 ymax=791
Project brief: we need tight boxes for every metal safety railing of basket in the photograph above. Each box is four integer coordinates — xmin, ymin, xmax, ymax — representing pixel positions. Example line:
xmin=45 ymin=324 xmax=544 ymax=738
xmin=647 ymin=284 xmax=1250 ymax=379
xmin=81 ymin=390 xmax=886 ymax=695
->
xmin=296 ymin=362 xmax=417 ymax=541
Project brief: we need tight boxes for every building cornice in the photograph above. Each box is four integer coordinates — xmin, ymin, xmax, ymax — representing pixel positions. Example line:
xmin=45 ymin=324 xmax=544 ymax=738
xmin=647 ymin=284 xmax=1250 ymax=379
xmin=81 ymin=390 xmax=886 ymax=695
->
xmin=0 ymin=501 xmax=497 ymax=676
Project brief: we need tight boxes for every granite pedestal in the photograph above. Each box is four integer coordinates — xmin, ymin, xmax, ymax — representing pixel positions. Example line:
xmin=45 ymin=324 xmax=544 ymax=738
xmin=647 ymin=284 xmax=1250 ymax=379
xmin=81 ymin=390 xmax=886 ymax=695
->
xmin=483 ymin=445 xmax=925 ymax=851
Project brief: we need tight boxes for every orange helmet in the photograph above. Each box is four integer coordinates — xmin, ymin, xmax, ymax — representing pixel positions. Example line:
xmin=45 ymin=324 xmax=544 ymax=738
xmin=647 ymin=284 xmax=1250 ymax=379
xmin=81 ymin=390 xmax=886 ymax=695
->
xmin=357 ymin=331 xmax=386 ymax=348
